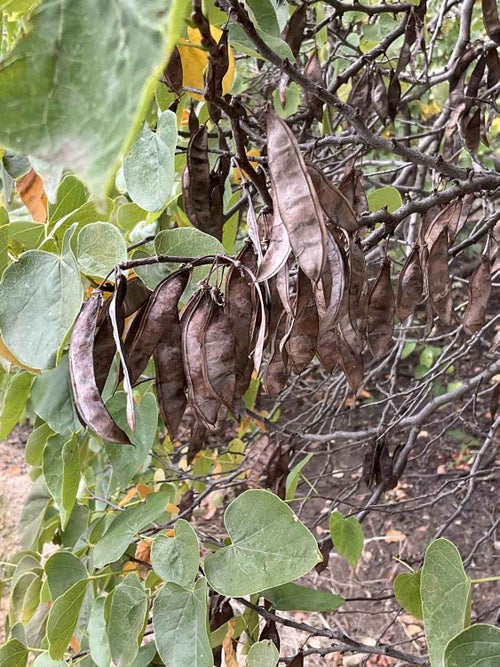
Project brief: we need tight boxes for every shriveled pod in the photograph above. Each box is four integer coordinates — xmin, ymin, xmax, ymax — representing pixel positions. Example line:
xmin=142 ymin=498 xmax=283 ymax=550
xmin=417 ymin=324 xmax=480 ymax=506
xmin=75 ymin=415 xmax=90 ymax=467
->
xmin=316 ymin=324 xmax=340 ymax=374
xmin=315 ymin=231 xmax=346 ymax=335
xmin=182 ymin=125 xmax=211 ymax=232
xmin=275 ymin=261 xmax=294 ymax=317
xmin=340 ymin=160 xmax=368 ymax=217
xmin=123 ymin=276 xmax=152 ymax=317
xmin=266 ymin=110 xmax=328 ymax=284
xmin=347 ymin=239 xmax=368 ymax=337
xmin=424 ymin=199 xmax=460 ymax=249
xmin=125 ymin=269 xmax=191 ymax=386
xmin=257 ymin=196 xmax=291 ymax=282
xmin=396 ymin=244 xmax=423 ymax=322
xmin=202 ymin=291 xmax=236 ymax=410
xmin=304 ymin=51 xmax=323 ymax=121
xmin=263 ymin=312 xmax=288 ymax=397
xmin=153 ymin=272 xmax=191 ymax=440
xmin=366 ymin=259 xmax=395 ymax=358
xmin=93 ymin=296 xmax=122 ymax=394
xmin=69 ymin=292 xmax=130 ymax=444
xmin=336 ymin=325 xmax=364 ymax=394
xmin=428 ymin=227 xmax=453 ymax=325
xmin=282 ymin=3 xmax=307 ymax=58
xmin=182 ymin=289 xmax=223 ymax=430
xmin=110 ymin=274 xmax=136 ymax=430
xmin=286 ymin=271 xmax=319 ymax=374
xmin=463 ymin=255 xmax=491 ymax=335
xmin=225 ymin=243 xmax=257 ymax=397
xmin=306 ymin=163 xmax=358 ymax=233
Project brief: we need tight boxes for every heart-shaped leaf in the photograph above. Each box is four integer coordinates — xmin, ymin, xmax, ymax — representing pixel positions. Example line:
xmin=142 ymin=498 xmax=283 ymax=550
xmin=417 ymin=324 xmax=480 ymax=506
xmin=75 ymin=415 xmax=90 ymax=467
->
xmin=151 ymin=519 xmax=200 ymax=587
xmin=444 ymin=624 xmax=500 ymax=667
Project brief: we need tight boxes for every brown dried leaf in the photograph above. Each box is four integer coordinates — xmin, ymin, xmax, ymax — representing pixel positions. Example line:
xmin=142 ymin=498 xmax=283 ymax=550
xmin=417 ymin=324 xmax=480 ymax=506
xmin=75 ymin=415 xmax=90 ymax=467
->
xmin=69 ymin=292 xmax=130 ymax=444
xmin=15 ymin=169 xmax=47 ymax=222
xmin=396 ymin=245 xmax=423 ymax=322
xmin=428 ymin=227 xmax=453 ymax=325
xmin=306 ymin=163 xmax=358 ymax=233
xmin=288 ymin=652 xmax=304 ymax=667
xmin=463 ymin=107 xmax=481 ymax=152
xmin=367 ymin=259 xmax=394 ymax=358
xmin=267 ymin=110 xmax=328 ymax=284
xmin=463 ymin=255 xmax=491 ymax=335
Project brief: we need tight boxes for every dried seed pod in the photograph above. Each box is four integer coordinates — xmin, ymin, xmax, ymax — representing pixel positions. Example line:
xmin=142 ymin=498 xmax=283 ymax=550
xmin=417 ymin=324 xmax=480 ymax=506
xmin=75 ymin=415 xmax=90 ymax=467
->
xmin=306 ymin=163 xmax=358 ymax=233
xmin=275 ymin=262 xmax=294 ymax=318
xmin=463 ymin=255 xmax=491 ymax=335
xmin=161 ymin=46 xmax=183 ymax=95
xmin=286 ymin=271 xmax=319 ymax=374
xmin=205 ymin=29 xmax=230 ymax=124
xmin=263 ymin=312 xmax=288 ymax=397
xmin=304 ymin=51 xmax=323 ymax=121
xmin=367 ymin=259 xmax=394 ymax=358
xmin=225 ymin=244 xmax=257 ymax=397
xmin=347 ymin=239 xmax=368 ymax=337
xmin=482 ymin=0 xmax=500 ymax=44
xmin=257 ymin=198 xmax=291 ymax=282
xmin=316 ymin=324 xmax=340 ymax=374
xmin=282 ymin=3 xmax=307 ymax=58
xmin=315 ymin=231 xmax=346 ymax=334
xmin=259 ymin=619 xmax=280 ymax=651
xmin=69 ymin=292 xmax=130 ymax=444
xmin=202 ymin=291 xmax=236 ymax=410
xmin=125 ymin=269 xmax=191 ymax=386
xmin=182 ymin=125 xmax=211 ymax=231
xmin=396 ymin=244 xmax=423 ymax=322
xmin=337 ymin=324 xmax=364 ymax=394
xmin=93 ymin=297 xmax=122 ymax=394
xmin=110 ymin=274 xmax=136 ymax=430
xmin=387 ymin=69 xmax=401 ymax=122
xmin=340 ymin=160 xmax=368 ymax=217
xmin=123 ymin=276 xmax=152 ymax=317
xmin=182 ymin=289 xmax=223 ymax=430
xmin=266 ymin=110 xmax=328 ymax=284
xmin=372 ymin=69 xmax=388 ymax=122
xmin=428 ymin=228 xmax=453 ymax=325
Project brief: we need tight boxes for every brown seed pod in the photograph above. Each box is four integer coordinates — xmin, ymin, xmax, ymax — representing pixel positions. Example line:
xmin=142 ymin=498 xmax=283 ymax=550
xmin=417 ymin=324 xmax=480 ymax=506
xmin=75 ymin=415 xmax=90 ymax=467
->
xmin=69 ymin=292 xmax=130 ymax=444
xmin=396 ymin=244 xmax=423 ymax=322
xmin=367 ymin=258 xmax=395 ymax=358
xmin=316 ymin=324 xmax=340 ymax=374
xmin=125 ymin=269 xmax=191 ymax=386
xmin=182 ymin=125 xmax=211 ymax=232
xmin=202 ymin=290 xmax=236 ymax=410
xmin=306 ymin=163 xmax=358 ymax=233
xmin=337 ymin=324 xmax=364 ymax=394
xmin=257 ymin=198 xmax=291 ymax=282
xmin=263 ymin=311 xmax=288 ymax=397
xmin=282 ymin=3 xmax=307 ymax=58
xmin=266 ymin=110 xmax=328 ymax=284
xmin=93 ymin=296 xmax=122 ymax=394
xmin=347 ymin=239 xmax=368 ymax=338
xmin=428 ymin=227 xmax=453 ymax=325
xmin=110 ymin=274 xmax=136 ymax=430
xmin=463 ymin=255 xmax=491 ymax=335
xmin=315 ymin=231 xmax=346 ymax=334
xmin=286 ymin=271 xmax=319 ymax=374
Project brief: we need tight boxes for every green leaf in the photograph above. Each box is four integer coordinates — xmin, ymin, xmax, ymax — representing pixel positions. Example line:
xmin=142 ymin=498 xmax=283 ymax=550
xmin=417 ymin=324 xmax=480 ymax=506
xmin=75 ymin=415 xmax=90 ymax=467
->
xmin=88 ymin=596 xmax=111 ymax=667
xmin=0 ymin=223 xmax=9 ymax=278
xmin=152 ymin=577 xmax=212 ymax=667
xmin=0 ymin=638 xmax=28 ymax=667
xmin=131 ymin=642 xmax=157 ymax=667
xmin=124 ymin=111 xmax=177 ymax=212
xmin=285 ymin=453 xmax=313 ymax=501
xmin=10 ymin=571 xmax=37 ymax=625
xmin=47 ymin=579 xmax=87 ymax=660
xmin=106 ymin=391 xmax=158 ymax=487
xmin=0 ymin=371 xmax=33 ymax=440
xmin=329 ymin=511 xmax=364 ymax=569
xmin=367 ymin=186 xmax=402 ymax=213
xmin=394 ymin=571 xmax=423 ymax=620
xmin=32 ymin=653 xmax=66 ymax=667
xmin=19 ymin=477 xmax=52 ymax=549
xmin=0 ymin=250 xmax=82 ymax=369
xmin=31 ymin=355 xmax=81 ymax=435
xmin=444 ymin=624 xmax=500 ymax=667
xmin=77 ymin=222 xmax=128 ymax=278
xmin=0 ymin=0 xmax=40 ymax=18
xmin=44 ymin=551 xmax=88 ymax=601
xmin=421 ymin=538 xmax=471 ymax=667
xmin=151 ymin=519 xmax=200 ymax=587
xmin=116 ymin=202 xmax=148 ymax=231
xmin=244 ymin=0 xmax=280 ymax=36
xmin=48 ymin=176 xmax=87 ymax=225
xmin=25 ymin=423 xmax=54 ymax=466
xmin=9 ymin=221 xmax=45 ymax=251
xmin=42 ymin=434 xmax=80 ymax=529
xmin=229 ymin=23 xmax=295 ymax=61
xmin=246 ymin=639 xmax=279 ymax=667
xmin=204 ymin=490 xmax=321 ymax=597
xmin=262 ymin=582 xmax=344 ymax=612
xmin=108 ymin=574 xmax=148 ymax=667
xmin=93 ymin=491 xmax=170 ymax=568
xmin=0 ymin=1 xmax=176 ymax=198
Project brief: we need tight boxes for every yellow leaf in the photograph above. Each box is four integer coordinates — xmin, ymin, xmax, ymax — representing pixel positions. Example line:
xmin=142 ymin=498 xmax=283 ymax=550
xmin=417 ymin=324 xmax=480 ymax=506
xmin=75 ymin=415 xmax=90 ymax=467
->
xmin=0 ymin=337 xmax=39 ymax=373
xmin=15 ymin=169 xmax=47 ymax=222
xmin=119 ymin=486 xmax=138 ymax=507
xmin=177 ymin=26 xmax=235 ymax=100
xmin=222 ymin=619 xmax=239 ymax=667
xmin=232 ymin=148 xmax=260 ymax=184
xmin=166 ymin=502 xmax=179 ymax=514
xmin=419 ymin=99 xmax=441 ymax=120
xmin=136 ymin=483 xmax=153 ymax=499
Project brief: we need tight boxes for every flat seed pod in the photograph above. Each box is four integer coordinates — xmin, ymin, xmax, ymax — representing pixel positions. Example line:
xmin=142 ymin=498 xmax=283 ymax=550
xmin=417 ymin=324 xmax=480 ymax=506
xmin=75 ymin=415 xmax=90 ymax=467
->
xmin=126 ymin=269 xmax=190 ymax=386
xmin=123 ymin=276 xmax=151 ymax=317
xmin=282 ymin=3 xmax=307 ymax=58
xmin=286 ymin=272 xmax=319 ymax=374
xmin=304 ymin=51 xmax=323 ymax=121
xmin=93 ymin=297 xmax=122 ymax=393
xmin=161 ymin=46 xmax=183 ymax=95
xmin=367 ymin=259 xmax=394 ymax=358
xmin=183 ymin=125 xmax=211 ymax=231
xmin=463 ymin=255 xmax=491 ymax=335
xmin=428 ymin=227 xmax=453 ymax=325
xmin=372 ymin=69 xmax=388 ymax=122
xmin=315 ymin=231 xmax=345 ymax=335
xmin=263 ymin=312 xmax=288 ymax=397
xmin=316 ymin=324 xmax=340 ymax=374
xmin=387 ymin=69 xmax=401 ymax=123
xmin=347 ymin=239 xmax=368 ymax=337
xmin=275 ymin=262 xmax=294 ymax=318
xmin=337 ymin=325 xmax=364 ymax=394
xmin=110 ymin=274 xmax=136 ymax=430
xmin=266 ymin=110 xmax=328 ymax=284
xmin=202 ymin=292 xmax=236 ymax=410
xmin=306 ymin=164 xmax=357 ymax=233
xmin=206 ymin=29 xmax=230 ymax=124
xmin=482 ymin=0 xmax=500 ymax=44
xmin=69 ymin=293 xmax=130 ymax=444
xmin=225 ymin=244 xmax=257 ymax=397
xmin=424 ymin=198 xmax=461 ymax=248
xmin=246 ymin=196 xmax=264 ymax=263
xmin=396 ymin=245 xmax=423 ymax=322
xmin=257 ymin=199 xmax=291 ymax=282
xmin=340 ymin=161 xmax=368 ymax=217
xmin=153 ymin=273 xmax=191 ymax=440
xmin=181 ymin=289 xmax=223 ymax=430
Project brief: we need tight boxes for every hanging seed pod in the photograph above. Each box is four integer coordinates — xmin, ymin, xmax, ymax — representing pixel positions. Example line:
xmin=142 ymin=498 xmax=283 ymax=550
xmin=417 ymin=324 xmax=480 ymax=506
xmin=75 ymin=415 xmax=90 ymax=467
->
xmin=286 ymin=271 xmax=319 ymax=374
xmin=205 ymin=29 xmax=230 ymax=124
xmin=315 ymin=231 xmax=346 ymax=334
xmin=182 ymin=125 xmax=211 ymax=232
xmin=182 ymin=289 xmax=223 ymax=430
xmin=266 ymin=110 xmax=328 ymax=284
xmin=161 ymin=46 xmax=183 ymax=95
xmin=225 ymin=244 xmax=257 ymax=397
xmin=257 ymin=197 xmax=291 ymax=282
xmin=69 ymin=292 xmax=130 ymax=444
xmin=347 ymin=239 xmax=368 ymax=337
xmin=387 ymin=69 xmax=401 ymax=122
xmin=306 ymin=163 xmax=358 ymax=233
xmin=463 ymin=255 xmax=491 ymax=335
xmin=396 ymin=244 xmax=423 ymax=322
xmin=316 ymin=324 xmax=340 ymax=374
xmin=282 ymin=3 xmax=307 ymax=58
xmin=263 ymin=312 xmax=289 ymax=397
xmin=367 ymin=259 xmax=395 ymax=358
xmin=482 ymin=0 xmax=500 ymax=44
xmin=372 ymin=69 xmax=388 ymax=122
xmin=275 ymin=262 xmax=294 ymax=318
xmin=337 ymin=324 xmax=364 ymax=394
xmin=428 ymin=227 xmax=453 ymax=325
xmin=304 ymin=51 xmax=323 ymax=121
xmin=202 ymin=290 xmax=236 ymax=410
xmin=110 ymin=274 xmax=136 ymax=430
xmin=93 ymin=297 xmax=121 ymax=394
xmin=125 ymin=269 xmax=191 ymax=386
xmin=340 ymin=160 xmax=368 ymax=217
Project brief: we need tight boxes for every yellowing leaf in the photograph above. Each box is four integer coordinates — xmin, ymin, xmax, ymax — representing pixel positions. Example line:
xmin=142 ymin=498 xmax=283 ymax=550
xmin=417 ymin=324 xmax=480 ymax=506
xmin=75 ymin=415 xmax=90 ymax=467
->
xmin=222 ymin=619 xmax=239 ymax=667
xmin=178 ymin=26 xmax=235 ymax=100
xmin=0 ymin=337 xmax=39 ymax=373
xmin=232 ymin=148 xmax=260 ymax=184
xmin=420 ymin=99 xmax=441 ymax=120
xmin=15 ymin=169 xmax=47 ymax=222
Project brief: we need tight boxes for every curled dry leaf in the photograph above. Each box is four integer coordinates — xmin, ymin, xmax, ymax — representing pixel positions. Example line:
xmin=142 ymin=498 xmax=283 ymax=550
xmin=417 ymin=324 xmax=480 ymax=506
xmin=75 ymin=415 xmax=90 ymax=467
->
xmin=15 ymin=169 xmax=47 ymax=222
xmin=69 ymin=292 xmax=130 ymax=444
xmin=266 ymin=110 xmax=327 ymax=284
xmin=428 ymin=227 xmax=453 ymax=325
xmin=396 ymin=244 xmax=423 ymax=322
xmin=463 ymin=255 xmax=491 ymax=335
xmin=306 ymin=163 xmax=358 ymax=233
xmin=125 ymin=269 xmax=190 ymax=386
xmin=367 ymin=259 xmax=394 ymax=358
xmin=153 ymin=271 xmax=192 ymax=440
